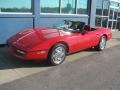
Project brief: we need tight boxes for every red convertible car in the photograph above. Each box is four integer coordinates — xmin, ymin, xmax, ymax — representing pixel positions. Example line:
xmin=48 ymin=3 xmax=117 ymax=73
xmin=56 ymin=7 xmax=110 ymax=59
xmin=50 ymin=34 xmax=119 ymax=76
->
xmin=7 ymin=20 xmax=112 ymax=65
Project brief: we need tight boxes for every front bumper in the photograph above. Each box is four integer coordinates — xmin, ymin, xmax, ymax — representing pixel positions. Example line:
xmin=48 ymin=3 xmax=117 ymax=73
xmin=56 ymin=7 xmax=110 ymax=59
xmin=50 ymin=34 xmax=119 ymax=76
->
xmin=8 ymin=45 xmax=49 ymax=60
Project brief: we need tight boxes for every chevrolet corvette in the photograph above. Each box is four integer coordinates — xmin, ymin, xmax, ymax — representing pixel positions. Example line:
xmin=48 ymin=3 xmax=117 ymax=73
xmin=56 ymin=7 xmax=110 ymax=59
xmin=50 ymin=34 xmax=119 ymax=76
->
xmin=7 ymin=20 xmax=112 ymax=65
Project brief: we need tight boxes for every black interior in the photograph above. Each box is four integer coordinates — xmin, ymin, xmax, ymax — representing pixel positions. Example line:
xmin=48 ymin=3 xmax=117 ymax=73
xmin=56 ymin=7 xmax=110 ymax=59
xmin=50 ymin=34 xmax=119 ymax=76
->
xmin=54 ymin=20 xmax=95 ymax=33
xmin=83 ymin=25 xmax=91 ymax=31
xmin=69 ymin=21 xmax=85 ymax=32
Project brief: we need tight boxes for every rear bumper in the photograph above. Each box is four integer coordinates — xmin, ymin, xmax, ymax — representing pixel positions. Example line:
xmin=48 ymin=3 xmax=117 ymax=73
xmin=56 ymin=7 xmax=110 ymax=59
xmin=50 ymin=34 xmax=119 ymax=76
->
xmin=8 ymin=46 xmax=49 ymax=61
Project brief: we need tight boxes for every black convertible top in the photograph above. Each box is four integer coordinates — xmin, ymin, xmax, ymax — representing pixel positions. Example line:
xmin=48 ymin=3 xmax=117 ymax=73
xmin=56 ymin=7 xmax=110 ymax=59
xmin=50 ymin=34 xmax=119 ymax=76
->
xmin=64 ymin=20 xmax=86 ymax=32
xmin=53 ymin=20 xmax=86 ymax=32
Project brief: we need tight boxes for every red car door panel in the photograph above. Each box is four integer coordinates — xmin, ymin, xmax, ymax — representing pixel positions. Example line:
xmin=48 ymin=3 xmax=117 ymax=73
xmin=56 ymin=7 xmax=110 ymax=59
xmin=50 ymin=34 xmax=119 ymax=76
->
xmin=84 ymin=31 xmax=100 ymax=47
xmin=64 ymin=34 xmax=80 ymax=53
xmin=68 ymin=33 xmax=90 ymax=52
xmin=73 ymin=31 xmax=99 ymax=51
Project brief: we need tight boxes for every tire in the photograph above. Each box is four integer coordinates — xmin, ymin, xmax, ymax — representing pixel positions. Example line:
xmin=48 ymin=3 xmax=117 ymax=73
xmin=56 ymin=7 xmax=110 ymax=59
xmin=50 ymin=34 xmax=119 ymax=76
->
xmin=48 ymin=43 xmax=66 ymax=66
xmin=95 ymin=35 xmax=107 ymax=51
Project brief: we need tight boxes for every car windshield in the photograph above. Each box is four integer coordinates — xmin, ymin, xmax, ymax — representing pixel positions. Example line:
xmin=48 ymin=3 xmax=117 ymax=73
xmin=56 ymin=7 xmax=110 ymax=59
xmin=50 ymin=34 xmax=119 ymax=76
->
xmin=52 ymin=20 xmax=85 ymax=32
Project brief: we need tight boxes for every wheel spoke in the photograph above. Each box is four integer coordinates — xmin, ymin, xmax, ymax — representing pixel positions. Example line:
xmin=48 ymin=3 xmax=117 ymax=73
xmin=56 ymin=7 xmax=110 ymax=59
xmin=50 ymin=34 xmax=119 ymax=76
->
xmin=51 ymin=46 xmax=66 ymax=64
xmin=100 ymin=36 xmax=106 ymax=50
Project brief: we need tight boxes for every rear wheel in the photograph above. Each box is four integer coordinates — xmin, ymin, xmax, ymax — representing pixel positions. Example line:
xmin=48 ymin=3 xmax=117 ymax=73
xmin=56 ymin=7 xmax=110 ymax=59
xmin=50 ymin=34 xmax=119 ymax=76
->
xmin=95 ymin=35 xmax=107 ymax=51
xmin=48 ymin=43 xmax=66 ymax=66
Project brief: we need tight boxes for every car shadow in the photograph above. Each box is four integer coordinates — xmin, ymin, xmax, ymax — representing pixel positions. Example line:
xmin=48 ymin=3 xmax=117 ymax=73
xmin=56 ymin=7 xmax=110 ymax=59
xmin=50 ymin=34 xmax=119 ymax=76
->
xmin=84 ymin=47 xmax=97 ymax=52
xmin=0 ymin=46 xmax=52 ymax=70
xmin=68 ymin=47 xmax=97 ymax=56
xmin=0 ymin=46 xmax=98 ymax=70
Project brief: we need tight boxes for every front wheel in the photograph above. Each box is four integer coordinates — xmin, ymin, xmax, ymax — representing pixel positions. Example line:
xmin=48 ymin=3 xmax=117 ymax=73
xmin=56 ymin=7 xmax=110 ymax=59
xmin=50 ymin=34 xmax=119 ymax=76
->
xmin=95 ymin=35 xmax=107 ymax=51
xmin=48 ymin=43 xmax=66 ymax=66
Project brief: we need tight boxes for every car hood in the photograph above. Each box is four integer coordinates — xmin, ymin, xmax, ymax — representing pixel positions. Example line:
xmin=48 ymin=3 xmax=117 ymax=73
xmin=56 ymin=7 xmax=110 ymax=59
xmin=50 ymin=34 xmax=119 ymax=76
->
xmin=8 ymin=28 xmax=60 ymax=51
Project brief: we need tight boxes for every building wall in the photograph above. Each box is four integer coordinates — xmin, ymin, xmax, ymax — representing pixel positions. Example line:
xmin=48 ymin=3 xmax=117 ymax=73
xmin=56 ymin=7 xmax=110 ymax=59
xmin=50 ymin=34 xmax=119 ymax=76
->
xmin=0 ymin=15 xmax=33 ymax=44
xmin=0 ymin=0 xmax=95 ymax=44
xmin=89 ymin=0 xmax=96 ymax=27
xmin=95 ymin=0 xmax=120 ymax=30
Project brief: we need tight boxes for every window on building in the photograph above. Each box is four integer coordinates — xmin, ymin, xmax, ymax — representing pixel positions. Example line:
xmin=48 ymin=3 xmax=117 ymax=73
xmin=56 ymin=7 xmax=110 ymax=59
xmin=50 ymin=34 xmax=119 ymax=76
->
xmin=61 ymin=0 xmax=75 ymax=14
xmin=117 ymin=18 xmax=120 ymax=30
xmin=108 ymin=21 xmax=112 ymax=28
xmin=0 ymin=0 xmax=31 ymax=13
xmin=114 ymin=10 xmax=117 ymax=19
xmin=103 ymin=0 xmax=109 ymax=16
xmin=110 ymin=2 xmax=119 ymax=7
xmin=77 ymin=0 xmax=88 ymax=14
xmin=102 ymin=17 xmax=108 ymax=27
xmin=95 ymin=17 xmax=102 ymax=26
xmin=113 ymin=21 xmax=117 ymax=29
xmin=40 ymin=0 xmax=59 ymax=13
xmin=118 ymin=4 xmax=120 ymax=17
xmin=109 ymin=9 xmax=113 ymax=19
xmin=96 ymin=0 xmax=103 ymax=15
xmin=118 ymin=9 xmax=120 ymax=17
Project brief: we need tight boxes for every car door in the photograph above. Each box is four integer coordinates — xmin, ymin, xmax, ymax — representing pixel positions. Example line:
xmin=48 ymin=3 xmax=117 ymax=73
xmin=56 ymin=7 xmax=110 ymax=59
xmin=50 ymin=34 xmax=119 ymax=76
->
xmin=73 ymin=30 xmax=99 ymax=51
xmin=67 ymin=32 xmax=88 ymax=52
xmin=86 ymin=30 xmax=100 ymax=47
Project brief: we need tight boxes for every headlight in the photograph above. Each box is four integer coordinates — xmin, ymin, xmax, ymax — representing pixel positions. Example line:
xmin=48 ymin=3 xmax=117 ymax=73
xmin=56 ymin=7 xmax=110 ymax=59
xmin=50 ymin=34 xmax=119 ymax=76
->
xmin=16 ymin=50 xmax=26 ymax=55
